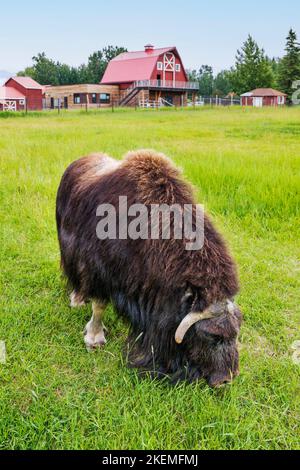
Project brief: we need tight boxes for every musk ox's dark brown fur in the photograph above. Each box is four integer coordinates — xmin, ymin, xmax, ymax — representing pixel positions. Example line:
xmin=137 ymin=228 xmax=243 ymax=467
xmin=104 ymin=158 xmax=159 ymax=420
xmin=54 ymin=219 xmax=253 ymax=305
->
xmin=56 ymin=150 xmax=242 ymax=387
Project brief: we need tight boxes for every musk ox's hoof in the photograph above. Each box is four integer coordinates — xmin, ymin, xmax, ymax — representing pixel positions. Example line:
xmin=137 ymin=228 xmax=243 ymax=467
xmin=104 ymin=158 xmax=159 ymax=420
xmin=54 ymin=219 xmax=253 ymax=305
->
xmin=84 ymin=333 xmax=107 ymax=351
xmin=84 ymin=322 xmax=107 ymax=352
xmin=70 ymin=291 xmax=86 ymax=308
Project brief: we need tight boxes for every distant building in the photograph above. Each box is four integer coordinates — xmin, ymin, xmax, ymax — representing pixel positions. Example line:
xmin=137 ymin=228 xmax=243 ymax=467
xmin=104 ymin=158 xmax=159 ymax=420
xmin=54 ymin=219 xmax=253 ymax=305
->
xmin=241 ymin=88 xmax=287 ymax=107
xmin=0 ymin=76 xmax=43 ymax=111
xmin=44 ymin=84 xmax=119 ymax=110
xmin=101 ymin=44 xmax=199 ymax=107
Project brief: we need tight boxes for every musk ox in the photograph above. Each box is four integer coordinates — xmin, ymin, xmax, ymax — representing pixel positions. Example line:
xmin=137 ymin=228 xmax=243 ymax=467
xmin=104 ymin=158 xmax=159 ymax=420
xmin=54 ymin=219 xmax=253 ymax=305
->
xmin=56 ymin=150 xmax=242 ymax=387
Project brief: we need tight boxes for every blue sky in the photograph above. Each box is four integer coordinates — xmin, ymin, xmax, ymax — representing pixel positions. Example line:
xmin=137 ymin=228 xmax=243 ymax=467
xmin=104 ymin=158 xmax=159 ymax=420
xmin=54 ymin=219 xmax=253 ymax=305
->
xmin=1 ymin=0 xmax=299 ymax=74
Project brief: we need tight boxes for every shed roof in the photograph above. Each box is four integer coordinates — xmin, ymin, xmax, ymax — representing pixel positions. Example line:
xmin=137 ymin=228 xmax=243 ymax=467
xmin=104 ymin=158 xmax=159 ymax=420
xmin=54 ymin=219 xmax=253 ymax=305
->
xmin=5 ymin=76 xmax=43 ymax=90
xmin=241 ymin=88 xmax=287 ymax=97
xmin=101 ymin=46 xmax=186 ymax=84
xmin=0 ymin=86 xmax=25 ymax=100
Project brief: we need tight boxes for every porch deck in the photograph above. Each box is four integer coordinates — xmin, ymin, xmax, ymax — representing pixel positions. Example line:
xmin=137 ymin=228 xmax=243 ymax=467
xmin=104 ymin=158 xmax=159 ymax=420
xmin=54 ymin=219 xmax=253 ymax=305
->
xmin=134 ymin=79 xmax=199 ymax=91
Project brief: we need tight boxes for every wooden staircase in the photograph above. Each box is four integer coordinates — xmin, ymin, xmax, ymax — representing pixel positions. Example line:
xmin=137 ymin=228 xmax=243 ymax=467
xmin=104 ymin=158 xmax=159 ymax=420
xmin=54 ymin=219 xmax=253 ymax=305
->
xmin=119 ymin=86 xmax=140 ymax=106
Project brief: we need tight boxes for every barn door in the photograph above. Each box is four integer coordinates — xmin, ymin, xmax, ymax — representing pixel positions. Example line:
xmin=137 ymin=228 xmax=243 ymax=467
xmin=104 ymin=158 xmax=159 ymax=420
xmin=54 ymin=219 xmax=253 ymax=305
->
xmin=3 ymin=101 xmax=17 ymax=112
xmin=253 ymin=97 xmax=263 ymax=108
xmin=163 ymin=52 xmax=176 ymax=85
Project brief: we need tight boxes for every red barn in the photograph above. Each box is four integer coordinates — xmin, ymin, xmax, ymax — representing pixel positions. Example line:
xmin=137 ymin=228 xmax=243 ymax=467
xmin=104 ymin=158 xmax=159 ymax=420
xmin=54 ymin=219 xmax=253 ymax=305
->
xmin=0 ymin=77 xmax=43 ymax=111
xmin=101 ymin=45 xmax=199 ymax=107
xmin=241 ymin=88 xmax=287 ymax=107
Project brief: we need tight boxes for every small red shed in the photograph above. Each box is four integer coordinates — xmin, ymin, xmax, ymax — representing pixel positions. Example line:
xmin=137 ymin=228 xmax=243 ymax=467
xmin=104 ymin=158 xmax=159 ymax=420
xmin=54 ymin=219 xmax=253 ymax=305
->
xmin=241 ymin=88 xmax=287 ymax=107
xmin=2 ymin=76 xmax=43 ymax=111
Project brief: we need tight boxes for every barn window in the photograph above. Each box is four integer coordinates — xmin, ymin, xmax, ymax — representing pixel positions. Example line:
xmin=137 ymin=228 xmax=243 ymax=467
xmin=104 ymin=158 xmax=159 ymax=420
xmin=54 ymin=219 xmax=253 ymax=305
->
xmin=175 ymin=64 xmax=181 ymax=72
xmin=74 ymin=94 xmax=81 ymax=104
xmin=100 ymin=93 xmax=110 ymax=103
xmin=92 ymin=93 xmax=97 ymax=104
xmin=157 ymin=62 xmax=163 ymax=71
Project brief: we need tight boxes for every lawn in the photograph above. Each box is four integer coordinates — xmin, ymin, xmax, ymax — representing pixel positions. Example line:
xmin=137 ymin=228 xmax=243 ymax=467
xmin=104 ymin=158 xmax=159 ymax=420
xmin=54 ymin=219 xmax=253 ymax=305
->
xmin=0 ymin=106 xmax=299 ymax=450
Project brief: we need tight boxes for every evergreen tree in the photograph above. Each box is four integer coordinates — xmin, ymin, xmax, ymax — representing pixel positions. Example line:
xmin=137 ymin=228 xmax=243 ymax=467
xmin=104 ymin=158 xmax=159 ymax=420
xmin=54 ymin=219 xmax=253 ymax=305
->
xmin=231 ymin=35 xmax=274 ymax=95
xmin=265 ymin=56 xmax=281 ymax=88
xmin=198 ymin=65 xmax=214 ymax=96
xmin=278 ymin=29 xmax=300 ymax=103
xmin=213 ymin=70 xmax=234 ymax=96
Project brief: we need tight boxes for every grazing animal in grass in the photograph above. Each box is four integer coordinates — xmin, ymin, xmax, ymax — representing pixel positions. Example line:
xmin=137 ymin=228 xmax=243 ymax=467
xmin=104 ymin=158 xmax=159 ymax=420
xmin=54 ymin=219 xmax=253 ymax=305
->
xmin=56 ymin=150 xmax=242 ymax=387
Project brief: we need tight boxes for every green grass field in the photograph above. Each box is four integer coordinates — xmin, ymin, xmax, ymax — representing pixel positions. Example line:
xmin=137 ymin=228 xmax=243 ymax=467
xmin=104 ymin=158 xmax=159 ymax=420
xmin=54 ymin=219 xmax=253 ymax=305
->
xmin=0 ymin=107 xmax=299 ymax=450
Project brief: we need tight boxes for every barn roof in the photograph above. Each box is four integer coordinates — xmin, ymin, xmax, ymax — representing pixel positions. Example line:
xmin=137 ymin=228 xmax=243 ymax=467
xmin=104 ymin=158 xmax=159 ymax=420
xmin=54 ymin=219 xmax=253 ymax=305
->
xmin=101 ymin=46 xmax=186 ymax=84
xmin=241 ymin=88 xmax=287 ymax=97
xmin=5 ymin=76 xmax=43 ymax=90
xmin=0 ymin=86 xmax=25 ymax=100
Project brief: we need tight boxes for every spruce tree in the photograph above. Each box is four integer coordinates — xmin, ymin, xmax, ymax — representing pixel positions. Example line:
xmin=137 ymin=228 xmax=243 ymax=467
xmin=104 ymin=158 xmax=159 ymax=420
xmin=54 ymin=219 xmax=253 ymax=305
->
xmin=278 ymin=29 xmax=300 ymax=103
xmin=231 ymin=35 xmax=274 ymax=95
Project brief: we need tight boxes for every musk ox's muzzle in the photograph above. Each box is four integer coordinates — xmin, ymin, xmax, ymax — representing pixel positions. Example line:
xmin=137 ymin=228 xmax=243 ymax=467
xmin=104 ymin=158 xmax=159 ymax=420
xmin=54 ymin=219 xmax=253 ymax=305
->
xmin=175 ymin=299 xmax=242 ymax=388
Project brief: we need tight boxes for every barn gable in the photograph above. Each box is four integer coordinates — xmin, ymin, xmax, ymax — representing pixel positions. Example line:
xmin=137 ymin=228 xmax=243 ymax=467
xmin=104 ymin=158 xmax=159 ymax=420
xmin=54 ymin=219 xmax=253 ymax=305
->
xmin=101 ymin=46 xmax=188 ymax=85
xmin=5 ymin=76 xmax=43 ymax=90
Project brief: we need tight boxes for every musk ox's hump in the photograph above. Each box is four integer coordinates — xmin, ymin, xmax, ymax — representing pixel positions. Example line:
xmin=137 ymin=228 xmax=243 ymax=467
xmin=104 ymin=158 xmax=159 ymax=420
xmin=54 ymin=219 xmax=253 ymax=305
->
xmin=60 ymin=153 xmax=121 ymax=196
xmin=69 ymin=153 xmax=120 ymax=182
xmin=122 ymin=150 xmax=195 ymax=205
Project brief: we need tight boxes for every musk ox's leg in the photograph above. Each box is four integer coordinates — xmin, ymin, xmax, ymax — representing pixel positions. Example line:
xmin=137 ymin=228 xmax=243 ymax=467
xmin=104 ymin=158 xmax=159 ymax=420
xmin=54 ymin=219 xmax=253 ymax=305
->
xmin=70 ymin=290 xmax=86 ymax=308
xmin=84 ymin=301 xmax=107 ymax=351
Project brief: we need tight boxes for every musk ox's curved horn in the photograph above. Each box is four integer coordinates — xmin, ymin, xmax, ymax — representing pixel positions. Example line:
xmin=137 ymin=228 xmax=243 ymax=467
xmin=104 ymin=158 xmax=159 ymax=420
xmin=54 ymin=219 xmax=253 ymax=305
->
xmin=175 ymin=300 xmax=235 ymax=345
xmin=175 ymin=310 xmax=216 ymax=345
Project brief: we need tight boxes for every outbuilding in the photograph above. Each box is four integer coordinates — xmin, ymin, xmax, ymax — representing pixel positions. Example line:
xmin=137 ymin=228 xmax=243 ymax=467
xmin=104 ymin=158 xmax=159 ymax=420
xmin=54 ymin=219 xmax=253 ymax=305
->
xmin=0 ymin=76 xmax=43 ymax=111
xmin=241 ymin=88 xmax=287 ymax=107
xmin=44 ymin=84 xmax=119 ymax=110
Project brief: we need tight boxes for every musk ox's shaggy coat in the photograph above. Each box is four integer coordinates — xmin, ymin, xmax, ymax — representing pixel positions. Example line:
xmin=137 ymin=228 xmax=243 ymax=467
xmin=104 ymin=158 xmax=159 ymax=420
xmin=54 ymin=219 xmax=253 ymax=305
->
xmin=56 ymin=150 xmax=242 ymax=387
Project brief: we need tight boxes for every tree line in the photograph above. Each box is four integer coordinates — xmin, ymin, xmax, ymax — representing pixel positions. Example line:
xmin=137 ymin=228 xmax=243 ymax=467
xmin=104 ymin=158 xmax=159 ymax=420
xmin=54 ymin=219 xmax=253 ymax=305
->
xmin=188 ymin=29 xmax=300 ymax=102
xmin=18 ymin=29 xmax=300 ymax=103
xmin=18 ymin=46 xmax=127 ymax=87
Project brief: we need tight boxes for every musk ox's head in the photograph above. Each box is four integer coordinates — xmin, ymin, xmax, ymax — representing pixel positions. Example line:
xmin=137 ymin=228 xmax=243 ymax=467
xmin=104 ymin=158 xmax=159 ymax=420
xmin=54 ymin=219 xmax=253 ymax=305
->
xmin=176 ymin=292 xmax=242 ymax=387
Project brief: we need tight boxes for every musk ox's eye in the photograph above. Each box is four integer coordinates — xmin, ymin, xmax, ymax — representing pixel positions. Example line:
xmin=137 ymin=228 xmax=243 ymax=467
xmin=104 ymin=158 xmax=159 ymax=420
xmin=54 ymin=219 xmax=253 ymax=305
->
xmin=200 ymin=330 xmax=224 ymax=345
xmin=209 ymin=335 xmax=225 ymax=346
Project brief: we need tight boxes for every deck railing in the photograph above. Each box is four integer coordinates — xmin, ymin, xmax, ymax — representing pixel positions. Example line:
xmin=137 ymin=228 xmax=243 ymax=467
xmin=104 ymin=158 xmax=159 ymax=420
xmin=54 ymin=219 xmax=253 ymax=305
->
xmin=134 ymin=80 xmax=199 ymax=90
xmin=119 ymin=79 xmax=199 ymax=106
xmin=139 ymin=100 xmax=161 ymax=108
xmin=139 ymin=98 xmax=175 ymax=108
